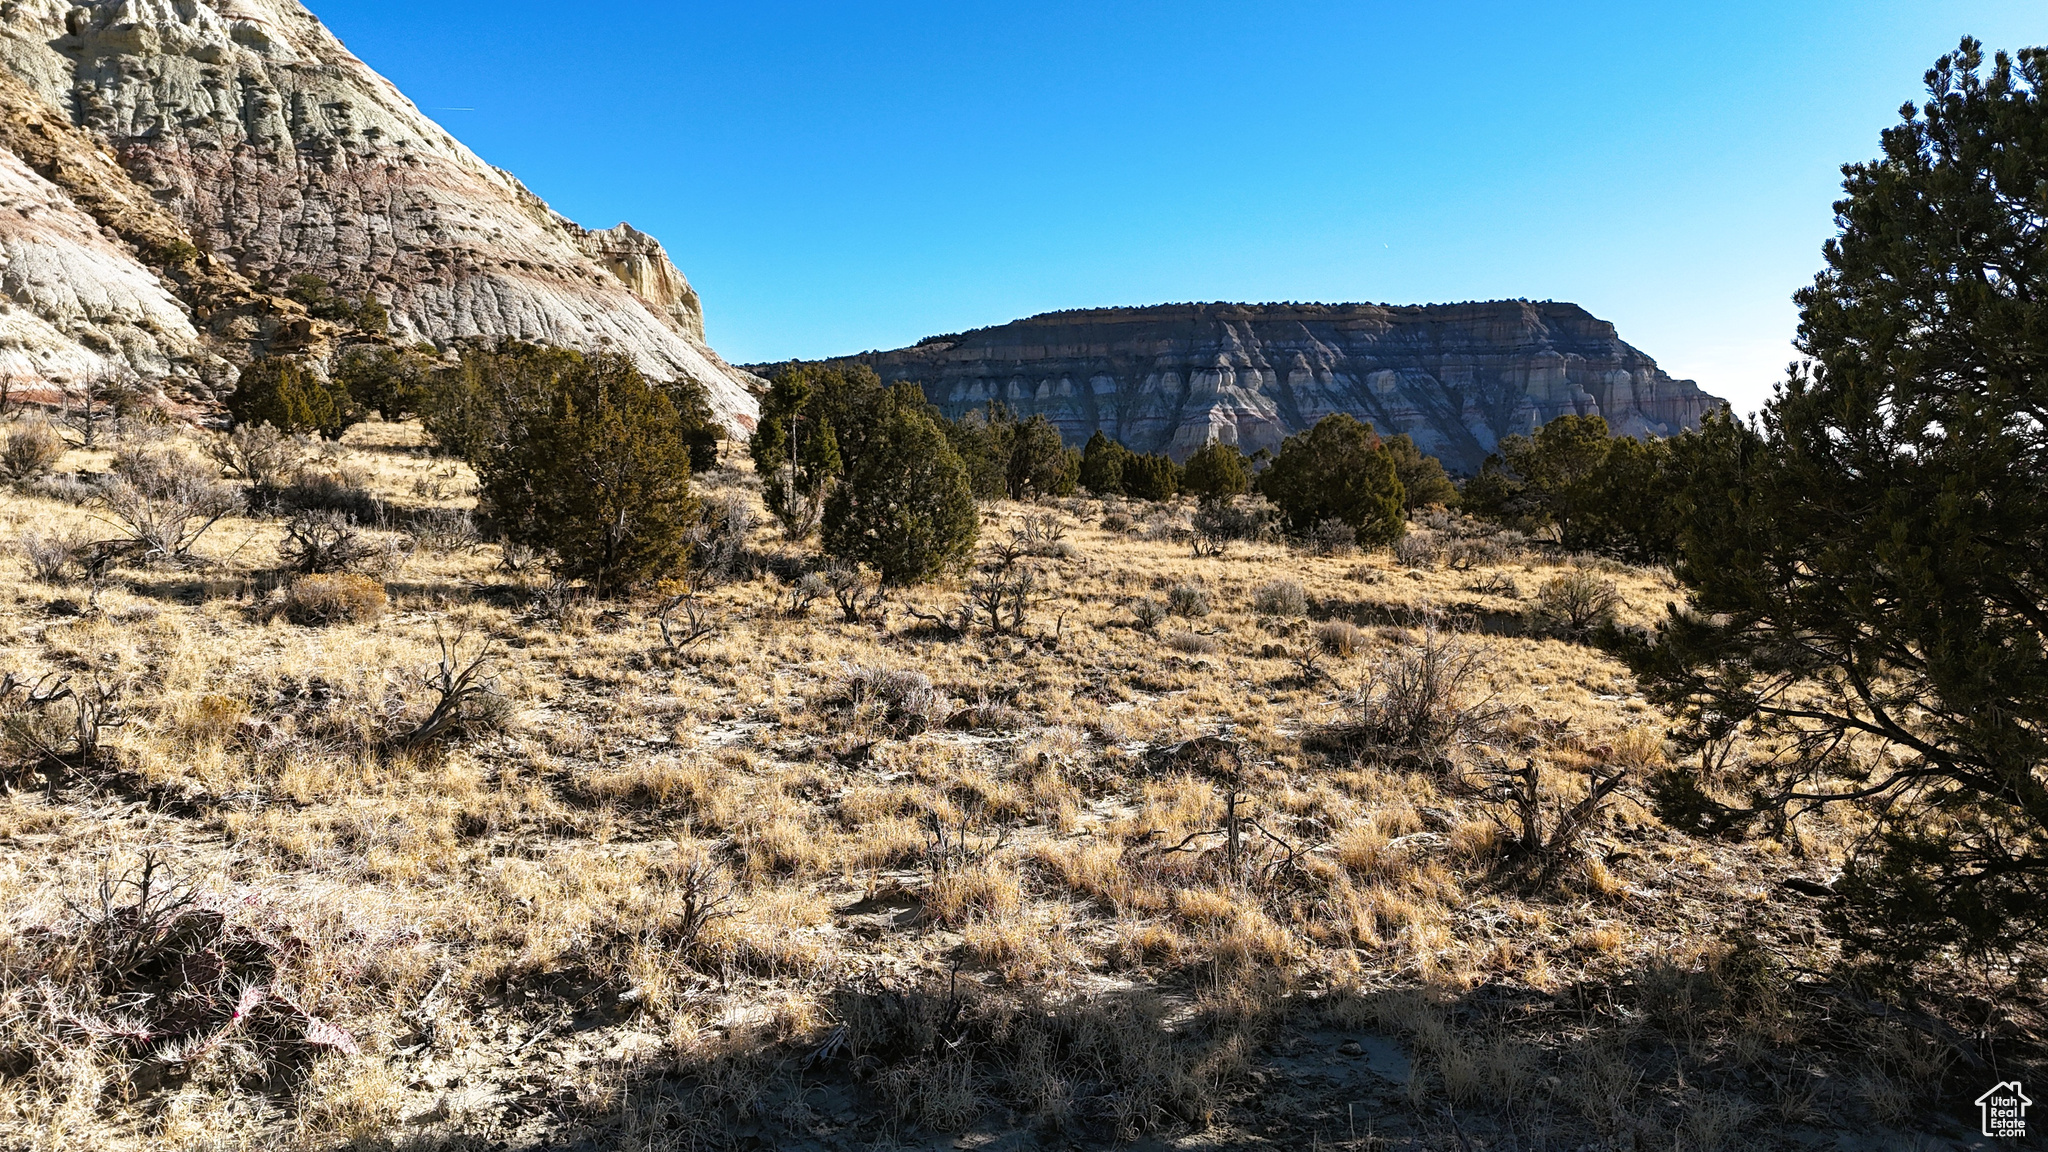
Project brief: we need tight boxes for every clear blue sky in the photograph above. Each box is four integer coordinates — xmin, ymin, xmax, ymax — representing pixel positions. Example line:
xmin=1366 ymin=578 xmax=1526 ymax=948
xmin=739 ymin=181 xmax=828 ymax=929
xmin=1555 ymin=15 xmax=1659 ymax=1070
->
xmin=315 ymin=0 xmax=2041 ymax=414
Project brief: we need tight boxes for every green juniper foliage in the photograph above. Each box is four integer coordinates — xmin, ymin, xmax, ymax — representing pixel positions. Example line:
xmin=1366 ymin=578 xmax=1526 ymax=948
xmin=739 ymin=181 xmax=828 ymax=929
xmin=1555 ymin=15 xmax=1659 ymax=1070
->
xmin=1620 ymin=39 xmax=2048 ymax=969
xmin=228 ymin=357 xmax=359 ymax=440
xmin=662 ymin=376 xmax=725 ymax=475
xmin=1121 ymin=450 xmax=1181 ymax=502
xmin=1382 ymin=433 xmax=1458 ymax=512
xmin=283 ymin=274 xmax=387 ymax=333
xmin=1255 ymin=413 xmax=1404 ymax=546
xmin=748 ymin=364 xmax=979 ymax=581
xmin=1180 ymin=439 xmax=1250 ymax=502
xmin=821 ymin=400 xmax=978 ymax=585
xmin=1078 ymin=430 xmax=1130 ymax=496
xmin=941 ymin=405 xmax=1010 ymax=499
xmin=418 ymin=349 xmax=501 ymax=462
xmin=1075 ymin=430 xmax=1182 ymax=502
xmin=332 ymin=343 xmax=439 ymax=422
xmin=749 ymin=365 xmax=849 ymax=537
xmin=1462 ymin=414 xmax=1678 ymax=562
xmin=940 ymin=404 xmax=1076 ymax=500
xmin=450 ymin=341 xmax=699 ymax=596
xmin=1002 ymin=412 xmax=1075 ymax=500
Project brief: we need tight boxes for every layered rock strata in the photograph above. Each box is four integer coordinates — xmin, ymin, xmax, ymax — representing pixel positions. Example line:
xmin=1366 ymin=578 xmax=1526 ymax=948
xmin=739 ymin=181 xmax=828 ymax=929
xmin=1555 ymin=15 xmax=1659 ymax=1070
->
xmin=0 ymin=130 xmax=207 ymax=391
xmin=824 ymin=302 xmax=1723 ymax=472
xmin=0 ymin=0 xmax=758 ymax=428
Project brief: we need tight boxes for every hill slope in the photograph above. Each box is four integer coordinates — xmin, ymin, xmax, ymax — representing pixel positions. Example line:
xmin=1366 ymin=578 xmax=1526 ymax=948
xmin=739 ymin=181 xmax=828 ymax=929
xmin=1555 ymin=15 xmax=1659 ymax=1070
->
xmin=0 ymin=0 xmax=759 ymax=428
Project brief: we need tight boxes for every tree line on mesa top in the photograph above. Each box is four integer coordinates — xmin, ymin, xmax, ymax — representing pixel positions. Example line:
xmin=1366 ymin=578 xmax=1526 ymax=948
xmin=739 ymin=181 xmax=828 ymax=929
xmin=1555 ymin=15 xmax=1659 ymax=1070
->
xmin=164 ymin=38 xmax=2046 ymax=970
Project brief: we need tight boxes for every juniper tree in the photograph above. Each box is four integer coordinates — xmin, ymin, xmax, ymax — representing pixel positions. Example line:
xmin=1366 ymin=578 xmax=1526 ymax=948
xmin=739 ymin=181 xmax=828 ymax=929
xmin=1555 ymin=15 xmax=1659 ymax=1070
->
xmin=333 ymin=343 xmax=438 ymax=421
xmin=1004 ymin=413 xmax=1073 ymax=500
xmin=1382 ymin=433 xmax=1458 ymax=512
xmin=1181 ymin=439 xmax=1250 ymax=502
xmin=1462 ymin=414 xmax=1611 ymax=542
xmin=1078 ymin=430 xmax=1131 ymax=496
xmin=1621 ymin=39 xmax=2048 ymax=968
xmin=1463 ymin=414 xmax=1681 ymax=560
xmin=942 ymin=404 xmax=1011 ymax=499
xmin=749 ymin=365 xmax=846 ymax=537
xmin=228 ymin=357 xmax=358 ymax=440
xmin=458 ymin=342 xmax=698 ymax=596
xmin=822 ymin=402 xmax=978 ymax=584
xmin=1121 ymin=451 xmax=1180 ymax=502
xmin=1255 ymin=414 xmax=1404 ymax=546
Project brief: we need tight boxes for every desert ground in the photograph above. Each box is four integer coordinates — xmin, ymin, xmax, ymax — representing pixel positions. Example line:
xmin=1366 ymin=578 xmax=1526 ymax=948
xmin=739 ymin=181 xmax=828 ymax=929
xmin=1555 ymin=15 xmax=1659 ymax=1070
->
xmin=0 ymin=418 xmax=2034 ymax=1151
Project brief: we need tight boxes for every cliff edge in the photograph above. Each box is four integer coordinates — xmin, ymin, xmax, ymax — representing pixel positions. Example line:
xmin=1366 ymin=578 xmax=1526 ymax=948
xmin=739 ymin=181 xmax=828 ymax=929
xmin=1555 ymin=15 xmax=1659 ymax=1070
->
xmin=819 ymin=301 xmax=1722 ymax=472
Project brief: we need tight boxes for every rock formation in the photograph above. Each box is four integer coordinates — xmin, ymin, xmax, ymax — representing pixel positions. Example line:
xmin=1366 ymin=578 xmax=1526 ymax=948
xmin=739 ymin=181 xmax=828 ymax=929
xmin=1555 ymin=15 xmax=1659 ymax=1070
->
xmin=821 ymin=302 xmax=1724 ymax=472
xmin=0 ymin=0 xmax=759 ymax=428
xmin=0 ymin=138 xmax=205 ymax=390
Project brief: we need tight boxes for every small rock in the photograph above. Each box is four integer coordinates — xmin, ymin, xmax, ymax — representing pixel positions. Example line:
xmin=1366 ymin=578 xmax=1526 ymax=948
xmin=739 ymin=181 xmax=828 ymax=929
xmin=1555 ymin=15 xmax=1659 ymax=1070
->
xmin=1339 ymin=1040 xmax=1364 ymax=1056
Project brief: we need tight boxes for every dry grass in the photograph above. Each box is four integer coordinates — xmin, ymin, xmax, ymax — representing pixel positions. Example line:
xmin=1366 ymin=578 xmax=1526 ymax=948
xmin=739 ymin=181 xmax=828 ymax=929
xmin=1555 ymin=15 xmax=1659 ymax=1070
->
xmin=0 ymin=415 xmax=2029 ymax=1150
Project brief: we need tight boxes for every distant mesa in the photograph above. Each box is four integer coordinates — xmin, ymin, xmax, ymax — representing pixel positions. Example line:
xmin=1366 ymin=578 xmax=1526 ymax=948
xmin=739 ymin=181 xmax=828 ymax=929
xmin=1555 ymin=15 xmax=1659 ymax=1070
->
xmin=792 ymin=301 xmax=1724 ymax=473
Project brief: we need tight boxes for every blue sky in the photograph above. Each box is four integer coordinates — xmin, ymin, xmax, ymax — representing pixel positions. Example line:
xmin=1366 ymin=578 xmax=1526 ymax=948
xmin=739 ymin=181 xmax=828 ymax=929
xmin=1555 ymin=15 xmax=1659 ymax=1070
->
xmin=315 ymin=1 xmax=2042 ymax=414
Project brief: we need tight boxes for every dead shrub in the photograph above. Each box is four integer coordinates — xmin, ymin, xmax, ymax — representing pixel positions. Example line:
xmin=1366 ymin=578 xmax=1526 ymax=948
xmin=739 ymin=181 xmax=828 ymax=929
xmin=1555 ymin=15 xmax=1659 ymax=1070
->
xmin=826 ymin=562 xmax=882 ymax=623
xmin=1314 ymin=620 xmax=1365 ymax=658
xmin=1448 ymin=530 xmax=1526 ymax=571
xmin=842 ymin=663 xmax=948 ymax=735
xmin=1 ymin=670 xmax=125 ymax=778
xmin=666 ymin=854 xmax=738 ymax=957
xmin=1165 ymin=630 xmax=1220 ymax=655
xmin=1191 ymin=497 xmax=1268 ymax=556
xmin=1252 ymin=579 xmax=1308 ymax=617
xmin=387 ymin=633 xmax=504 ymax=748
xmin=967 ymin=555 xmax=1046 ymax=634
xmin=1130 ymin=598 xmax=1167 ymax=631
xmin=1306 ymin=517 xmax=1357 ymax=556
xmin=1536 ymin=569 xmax=1621 ymax=634
xmin=785 ymin=571 xmax=830 ymax=617
xmin=1470 ymin=571 xmax=1521 ymax=598
xmin=403 ymin=507 xmax=480 ymax=554
xmin=656 ymin=590 xmax=718 ymax=656
xmin=1393 ymin=531 xmax=1441 ymax=569
xmin=825 ymin=980 xmax=1230 ymax=1138
xmin=18 ymin=527 xmax=88 ymax=583
xmin=0 ymin=853 xmax=356 ymax=1098
xmin=98 ymin=446 xmax=244 ymax=564
xmin=1009 ymin=511 xmax=1073 ymax=558
xmin=924 ymin=861 xmax=1024 ymax=927
xmin=1310 ymin=625 xmax=1505 ymax=769
xmin=1485 ymin=759 xmax=1630 ymax=890
xmin=206 ymin=421 xmax=309 ymax=488
xmin=1166 ymin=582 xmax=1210 ymax=618
xmin=282 ymin=573 xmax=387 ymax=625
xmin=274 ymin=467 xmax=384 ymax=523
xmin=0 ymin=420 xmax=65 ymax=480
xmin=278 ymin=509 xmax=388 ymax=575
xmin=944 ymin=697 xmax=1033 ymax=732
xmin=690 ymin=493 xmax=759 ymax=584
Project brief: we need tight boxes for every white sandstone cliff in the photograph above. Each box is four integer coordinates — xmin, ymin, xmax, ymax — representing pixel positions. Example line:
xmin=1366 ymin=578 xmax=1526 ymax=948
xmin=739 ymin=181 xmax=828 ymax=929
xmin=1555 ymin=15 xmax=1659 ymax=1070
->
xmin=0 ymin=142 xmax=207 ymax=392
xmin=0 ymin=0 xmax=759 ymax=429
